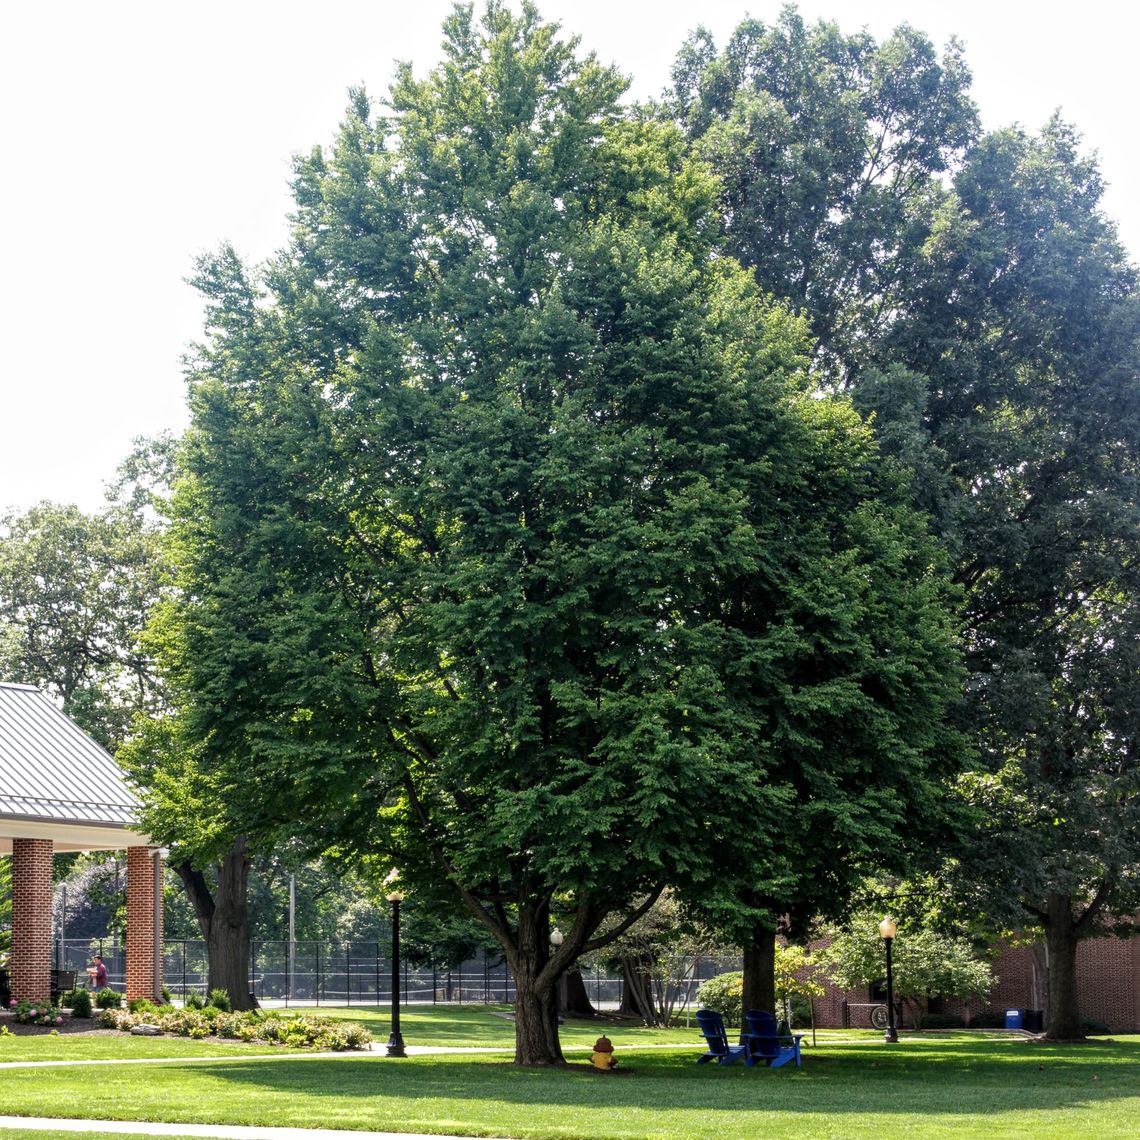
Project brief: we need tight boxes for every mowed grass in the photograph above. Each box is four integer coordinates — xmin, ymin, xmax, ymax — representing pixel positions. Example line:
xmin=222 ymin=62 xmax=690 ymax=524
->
xmin=1 ymin=1008 xmax=1138 ymax=1139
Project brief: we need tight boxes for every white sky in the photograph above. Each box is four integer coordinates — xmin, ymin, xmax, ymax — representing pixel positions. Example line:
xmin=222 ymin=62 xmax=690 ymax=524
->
xmin=3 ymin=0 xmax=1136 ymax=515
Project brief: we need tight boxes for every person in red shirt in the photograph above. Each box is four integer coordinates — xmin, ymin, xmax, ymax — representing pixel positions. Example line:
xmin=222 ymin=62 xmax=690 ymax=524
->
xmin=86 ymin=955 xmax=108 ymax=991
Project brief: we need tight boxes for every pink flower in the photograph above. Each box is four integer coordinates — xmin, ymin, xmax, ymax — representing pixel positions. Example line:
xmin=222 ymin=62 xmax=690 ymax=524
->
xmin=56 ymin=1016 xmax=64 ymax=1025
xmin=29 ymin=1009 xmax=38 ymax=1017
xmin=7 ymin=999 xmax=14 ymax=1008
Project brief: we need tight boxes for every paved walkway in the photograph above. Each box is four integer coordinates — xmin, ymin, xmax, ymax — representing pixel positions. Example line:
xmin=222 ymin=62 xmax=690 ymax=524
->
xmin=0 ymin=1119 xmax=508 ymax=1140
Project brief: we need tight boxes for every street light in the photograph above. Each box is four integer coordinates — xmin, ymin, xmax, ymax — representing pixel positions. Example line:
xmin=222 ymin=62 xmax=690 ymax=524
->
xmin=550 ymin=927 xmax=564 ymax=1023
xmin=385 ymin=871 xmax=406 ymax=1058
xmin=879 ymin=916 xmax=899 ymax=1044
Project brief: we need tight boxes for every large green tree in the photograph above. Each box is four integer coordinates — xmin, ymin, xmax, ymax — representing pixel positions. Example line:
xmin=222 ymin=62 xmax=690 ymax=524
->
xmin=874 ymin=120 xmax=1140 ymax=1040
xmin=152 ymin=2 xmax=962 ymax=1064
xmin=670 ymin=9 xmax=1140 ymax=1041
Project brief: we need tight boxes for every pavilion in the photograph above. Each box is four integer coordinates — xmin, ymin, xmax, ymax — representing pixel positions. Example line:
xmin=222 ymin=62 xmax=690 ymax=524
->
xmin=0 ymin=681 xmax=163 ymax=1003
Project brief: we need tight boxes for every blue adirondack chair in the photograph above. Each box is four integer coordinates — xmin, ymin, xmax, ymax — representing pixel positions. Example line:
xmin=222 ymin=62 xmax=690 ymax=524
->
xmin=742 ymin=1009 xmax=804 ymax=1068
xmin=695 ymin=1009 xmax=751 ymax=1065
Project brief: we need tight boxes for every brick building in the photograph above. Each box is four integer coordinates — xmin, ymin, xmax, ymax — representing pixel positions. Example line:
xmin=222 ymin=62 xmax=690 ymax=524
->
xmin=0 ymin=682 xmax=163 ymax=1004
xmin=812 ymin=934 xmax=1140 ymax=1032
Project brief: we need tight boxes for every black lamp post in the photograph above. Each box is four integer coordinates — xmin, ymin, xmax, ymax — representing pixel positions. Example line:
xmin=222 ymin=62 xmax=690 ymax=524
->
xmin=386 ymin=872 xmax=406 ymax=1058
xmin=550 ymin=926 xmax=564 ymax=1023
xmin=879 ymin=916 xmax=899 ymax=1044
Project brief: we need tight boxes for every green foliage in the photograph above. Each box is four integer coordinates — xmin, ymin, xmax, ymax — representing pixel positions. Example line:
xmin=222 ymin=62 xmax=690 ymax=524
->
xmin=184 ymin=992 xmax=205 ymax=1010
xmin=98 ymin=1005 xmax=371 ymax=1050
xmin=820 ymin=913 xmax=993 ymax=1026
xmin=208 ymin=989 xmax=232 ymax=1012
xmin=63 ymin=989 xmax=92 ymax=1018
xmin=695 ymin=972 xmax=743 ymax=1027
xmin=0 ymin=500 xmax=165 ymax=751
xmin=13 ymin=1000 xmax=64 ymax=1026
xmin=669 ymin=7 xmax=978 ymax=383
xmin=127 ymin=998 xmax=166 ymax=1016
xmin=94 ymin=988 xmax=122 ymax=1010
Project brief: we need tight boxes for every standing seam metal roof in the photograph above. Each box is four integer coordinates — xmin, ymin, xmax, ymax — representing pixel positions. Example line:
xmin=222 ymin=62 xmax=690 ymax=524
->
xmin=0 ymin=682 xmax=140 ymax=826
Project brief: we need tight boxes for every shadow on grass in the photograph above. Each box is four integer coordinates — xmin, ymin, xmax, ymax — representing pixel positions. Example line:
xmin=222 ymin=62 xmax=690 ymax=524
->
xmin=193 ymin=1037 xmax=1140 ymax=1118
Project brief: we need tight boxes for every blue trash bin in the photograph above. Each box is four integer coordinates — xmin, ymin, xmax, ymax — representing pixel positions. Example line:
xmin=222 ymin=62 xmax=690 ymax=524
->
xmin=1005 ymin=1009 xmax=1023 ymax=1030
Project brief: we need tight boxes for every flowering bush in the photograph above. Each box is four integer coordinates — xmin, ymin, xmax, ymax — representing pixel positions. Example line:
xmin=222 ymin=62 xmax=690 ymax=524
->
xmin=13 ymin=1000 xmax=64 ymax=1026
xmin=97 ymin=1006 xmax=371 ymax=1050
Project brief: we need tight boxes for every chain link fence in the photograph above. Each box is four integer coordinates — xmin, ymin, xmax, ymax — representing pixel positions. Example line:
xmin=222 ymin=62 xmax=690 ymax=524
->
xmin=56 ymin=937 xmax=740 ymax=1010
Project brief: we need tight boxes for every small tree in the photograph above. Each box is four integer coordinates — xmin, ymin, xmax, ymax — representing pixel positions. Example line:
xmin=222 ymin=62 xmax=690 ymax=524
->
xmin=606 ymin=893 xmax=725 ymax=1027
xmin=821 ymin=914 xmax=993 ymax=1029
xmin=773 ymin=944 xmax=824 ymax=1028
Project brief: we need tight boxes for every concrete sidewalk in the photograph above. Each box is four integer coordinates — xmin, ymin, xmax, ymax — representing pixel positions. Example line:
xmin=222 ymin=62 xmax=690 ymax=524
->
xmin=0 ymin=1119 xmax=509 ymax=1140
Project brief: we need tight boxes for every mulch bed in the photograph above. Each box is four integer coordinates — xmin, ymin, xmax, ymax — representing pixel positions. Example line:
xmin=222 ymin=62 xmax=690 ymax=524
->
xmin=0 ymin=1011 xmax=118 ymax=1036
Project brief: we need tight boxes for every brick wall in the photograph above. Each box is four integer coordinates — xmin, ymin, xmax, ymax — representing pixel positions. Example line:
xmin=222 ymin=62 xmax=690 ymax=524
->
xmin=125 ymin=846 xmax=164 ymax=1002
xmin=806 ymin=934 xmax=1140 ymax=1031
xmin=10 ymin=838 xmax=53 ymax=1002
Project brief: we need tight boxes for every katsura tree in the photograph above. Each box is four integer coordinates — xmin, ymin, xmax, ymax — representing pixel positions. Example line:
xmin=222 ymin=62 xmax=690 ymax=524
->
xmin=150 ymin=2 xmax=962 ymax=1065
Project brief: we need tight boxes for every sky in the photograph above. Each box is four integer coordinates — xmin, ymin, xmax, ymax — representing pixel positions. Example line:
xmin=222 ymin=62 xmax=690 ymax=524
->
xmin=3 ymin=0 xmax=1137 ymax=515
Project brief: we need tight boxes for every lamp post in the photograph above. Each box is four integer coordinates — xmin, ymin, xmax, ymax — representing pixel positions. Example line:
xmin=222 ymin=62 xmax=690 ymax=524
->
xmin=550 ymin=927 xmax=564 ymax=1023
xmin=386 ymin=872 xmax=406 ymax=1057
xmin=879 ymin=916 xmax=899 ymax=1044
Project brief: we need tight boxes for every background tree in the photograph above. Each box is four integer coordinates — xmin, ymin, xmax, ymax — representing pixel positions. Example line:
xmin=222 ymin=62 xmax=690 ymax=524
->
xmin=871 ymin=119 xmax=1140 ymax=1040
xmin=671 ymin=9 xmax=1140 ymax=1040
xmin=665 ymin=6 xmax=973 ymax=1016
xmin=668 ymin=6 xmax=977 ymax=383
xmin=820 ymin=912 xmax=994 ymax=1029
xmin=0 ymin=498 xmax=164 ymax=750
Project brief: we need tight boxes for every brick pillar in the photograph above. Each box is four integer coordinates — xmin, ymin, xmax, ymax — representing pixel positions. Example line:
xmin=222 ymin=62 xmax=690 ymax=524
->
xmin=125 ymin=846 xmax=164 ymax=1003
xmin=11 ymin=838 xmax=54 ymax=1003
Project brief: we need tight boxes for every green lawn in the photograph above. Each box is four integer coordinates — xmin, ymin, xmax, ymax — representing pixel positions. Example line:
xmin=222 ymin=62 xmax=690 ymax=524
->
xmin=1 ymin=1009 xmax=1137 ymax=1139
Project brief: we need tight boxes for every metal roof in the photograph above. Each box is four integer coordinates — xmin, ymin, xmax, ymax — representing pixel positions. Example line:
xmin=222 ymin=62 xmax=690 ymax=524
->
xmin=0 ymin=682 xmax=141 ymax=828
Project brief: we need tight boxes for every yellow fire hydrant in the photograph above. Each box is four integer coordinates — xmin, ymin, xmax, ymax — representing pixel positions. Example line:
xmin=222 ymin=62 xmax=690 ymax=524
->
xmin=590 ymin=1035 xmax=618 ymax=1070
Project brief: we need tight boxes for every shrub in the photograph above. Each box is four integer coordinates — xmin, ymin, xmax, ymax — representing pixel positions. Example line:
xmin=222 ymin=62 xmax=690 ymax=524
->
xmin=208 ymin=988 xmax=232 ymax=1012
xmin=184 ymin=991 xmax=205 ymax=1010
xmin=161 ymin=984 xmax=173 ymax=1004
xmin=93 ymin=1004 xmax=371 ymax=1050
xmin=919 ymin=1012 xmax=966 ymax=1030
xmin=13 ymin=1000 xmax=64 ymax=1027
xmin=128 ymin=998 xmax=163 ymax=1016
xmin=966 ymin=1009 xmax=1006 ymax=1028
xmin=64 ymin=988 xmax=92 ymax=1018
xmin=94 ymin=988 xmax=122 ymax=1009
xmin=696 ymin=972 xmax=743 ymax=1027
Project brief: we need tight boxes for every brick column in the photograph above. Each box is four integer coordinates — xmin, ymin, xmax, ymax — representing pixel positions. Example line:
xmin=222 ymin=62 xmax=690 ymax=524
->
xmin=11 ymin=838 xmax=54 ymax=1003
xmin=125 ymin=846 xmax=164 ymax=1003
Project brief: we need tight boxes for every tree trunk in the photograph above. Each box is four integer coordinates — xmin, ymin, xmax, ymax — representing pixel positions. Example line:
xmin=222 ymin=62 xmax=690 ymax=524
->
xmin=562 ymin=966 xmax=596 ymax=1017
xmin=618 ymin=953 xmax=656 ymax=1022
xmin=173 ymin=836 xmax=257 ymax=1012
xmin=1043 ymin=892 xmax=1083 ymax=1040
xmin=509 ymin=899 xmax=563 ymax=1065
xmin=741 ymin=925 xmax=776 ymax=1019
